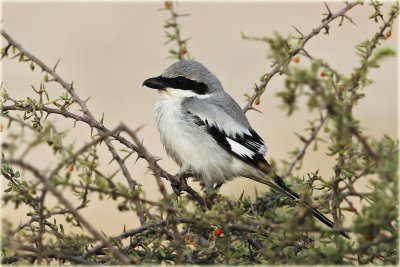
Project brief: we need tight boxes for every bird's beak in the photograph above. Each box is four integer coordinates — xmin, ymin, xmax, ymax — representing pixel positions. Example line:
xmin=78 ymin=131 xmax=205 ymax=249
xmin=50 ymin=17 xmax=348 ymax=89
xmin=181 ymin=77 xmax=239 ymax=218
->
xmin=142 ymin=76 xmax=165 ymax=89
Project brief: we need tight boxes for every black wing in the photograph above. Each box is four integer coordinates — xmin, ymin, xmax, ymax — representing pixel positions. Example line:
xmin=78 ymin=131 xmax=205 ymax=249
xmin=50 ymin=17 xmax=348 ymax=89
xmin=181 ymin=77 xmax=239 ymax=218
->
xmin=190 ymin=112 xmax=268 ymax=168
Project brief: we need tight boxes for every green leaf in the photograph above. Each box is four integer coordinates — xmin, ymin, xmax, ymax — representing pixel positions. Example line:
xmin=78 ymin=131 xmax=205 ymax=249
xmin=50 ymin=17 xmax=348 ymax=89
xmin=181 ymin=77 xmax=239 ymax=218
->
xmin=4 ymin=187 xmax=12 ymax=193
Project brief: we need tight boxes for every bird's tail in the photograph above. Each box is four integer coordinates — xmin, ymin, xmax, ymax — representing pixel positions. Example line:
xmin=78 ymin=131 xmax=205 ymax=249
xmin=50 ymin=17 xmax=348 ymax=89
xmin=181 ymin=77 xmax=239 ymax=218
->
xmin=253 ymin=162 xmax=350 ymax=239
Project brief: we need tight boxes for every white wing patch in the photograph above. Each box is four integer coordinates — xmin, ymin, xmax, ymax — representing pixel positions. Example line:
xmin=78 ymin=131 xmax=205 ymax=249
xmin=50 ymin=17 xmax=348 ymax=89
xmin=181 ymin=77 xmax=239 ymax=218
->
xmin=226 ymin=138 xmax=256 ymax=158
xmin=245 ymin=139 xmax=267 ymax=155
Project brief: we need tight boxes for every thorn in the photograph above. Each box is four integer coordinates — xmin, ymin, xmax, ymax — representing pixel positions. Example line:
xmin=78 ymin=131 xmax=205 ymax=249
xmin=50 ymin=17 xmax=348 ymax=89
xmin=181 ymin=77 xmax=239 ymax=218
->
xmin=181 ymin=37 xmax=192 ymax=43
xmin=108 ymin=156 xmax=116 ymax=164
xmin=133 ymin=124 xmax=146 ymax=134
xmin=239 ymin=190 xmax=245 ymax=202
xmin=73 ymin=120 xmax=77 ymax=128
xmin=248 ymin=106 xmax=263 ymax=114
xmin=324 ymin=2 xmax=332 ymax=16
xmin=344 ymin=15 xmax=357 ymax=26
xmin=176 ymin=13 xmax=190 ymax=17
xmin=292 ymin=25 xmax=304 ymax=37
xmin=100 ymin=112 xmax=104 ymax=125
xmin=110 ymin=169 xmax=120 ymax=179
xmin=255 ymin=187 xmax=258 ymax=198
xmin=10 ymin=52 xmax=21 ymax=59
xmin=122 ymin=151 xmax=134 ymax=163
xmin=90 ymin=124 xmax=94 ymax=135
xmin=76 ymin=220 xmax=83 ymax=229
xmin=284 ymin=40 xmax=291 ymax=50
xmin=84 ymin=96 xmax=92 ymax=104
xmin=154 ymin=158 xmax=163 ymax=163
xmin=53 ymin=58 xmax=61 ymax=71
xmin=134 ymin=154 xmax=141 ymax=164
xmin=301 ymin=48 xmax=311 ymax=58
xmin=69 ymin=81 xmax=74 ymax=90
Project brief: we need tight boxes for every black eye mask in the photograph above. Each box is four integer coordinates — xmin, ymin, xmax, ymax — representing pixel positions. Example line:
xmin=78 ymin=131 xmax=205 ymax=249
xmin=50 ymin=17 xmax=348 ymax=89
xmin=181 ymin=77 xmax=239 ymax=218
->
xmin=143 ymin=76 xmax=208 ymax=95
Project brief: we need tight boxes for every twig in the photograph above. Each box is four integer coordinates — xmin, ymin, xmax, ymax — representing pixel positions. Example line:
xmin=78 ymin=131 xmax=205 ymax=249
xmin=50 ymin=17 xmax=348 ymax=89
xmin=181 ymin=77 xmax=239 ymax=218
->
xmin=282 ymin=113 xmax=328 ymax=178
xmin=2 ymin=242 xmax=95 ymax=265
xmin=37 ymin=188 xmax=47 ymax=265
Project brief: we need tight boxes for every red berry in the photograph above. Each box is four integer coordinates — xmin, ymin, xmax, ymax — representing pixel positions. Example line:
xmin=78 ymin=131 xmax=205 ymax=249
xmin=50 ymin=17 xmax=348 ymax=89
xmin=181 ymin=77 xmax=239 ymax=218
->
xmin=255 ymin=100 xmax=260 ymax=105
xmin=182 ymin=48 xmax=187 ymax=55
xmin=366 ymin=234 xmax=374 ymax=242
xmin=69 ymin=166 xmax=74 ymax=172
xmin=386 ymin=32 xmax=392 ymax=38
xmin=165 ymin=1 xmax=172 ymax=8
xmin=320 ymin=72 xmax=326 ymax=77
xmin=52 ymin=145 xmax=58 ymax=151
xmin=214 ymin=228 xmax=222 ymax=237
xmin=199 ymin=182 xmax=205 ymax=187
xmin=294 ymin=57 xmax=300 ymax=63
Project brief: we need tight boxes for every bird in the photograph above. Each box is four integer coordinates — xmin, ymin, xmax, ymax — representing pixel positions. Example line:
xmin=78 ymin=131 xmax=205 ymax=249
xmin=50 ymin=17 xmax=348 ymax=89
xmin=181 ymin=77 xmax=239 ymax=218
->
xmin=143 ymin=60 xmax=349 ymax=239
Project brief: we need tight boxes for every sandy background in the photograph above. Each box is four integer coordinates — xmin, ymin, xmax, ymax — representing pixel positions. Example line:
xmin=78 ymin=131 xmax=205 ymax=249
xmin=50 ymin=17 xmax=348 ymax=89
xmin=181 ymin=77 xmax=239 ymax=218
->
xmin=1 ymin=1 xmax=398 ymax=236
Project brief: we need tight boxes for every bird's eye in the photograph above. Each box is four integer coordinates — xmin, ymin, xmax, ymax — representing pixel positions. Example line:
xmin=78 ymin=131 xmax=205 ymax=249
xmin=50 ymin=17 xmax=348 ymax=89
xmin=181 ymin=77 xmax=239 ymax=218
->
xmin=177 ymin=78 xmax=184 ymax=84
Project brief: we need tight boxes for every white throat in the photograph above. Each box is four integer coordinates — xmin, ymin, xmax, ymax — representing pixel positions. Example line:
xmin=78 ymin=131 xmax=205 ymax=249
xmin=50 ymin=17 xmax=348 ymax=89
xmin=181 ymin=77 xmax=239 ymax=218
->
xmin=158 ymin=88 xmax=210 ymax=100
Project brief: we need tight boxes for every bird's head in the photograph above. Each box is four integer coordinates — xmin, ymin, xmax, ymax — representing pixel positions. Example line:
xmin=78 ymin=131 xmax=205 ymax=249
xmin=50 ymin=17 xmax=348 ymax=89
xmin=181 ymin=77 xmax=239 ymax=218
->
xmin=142 ymin=60 xmax=223 ymax=99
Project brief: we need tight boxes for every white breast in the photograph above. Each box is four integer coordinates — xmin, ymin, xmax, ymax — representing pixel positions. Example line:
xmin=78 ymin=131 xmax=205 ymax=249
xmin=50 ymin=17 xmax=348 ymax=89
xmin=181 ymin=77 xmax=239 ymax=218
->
xmin=153 ymin=98 xmax=248 ymax=185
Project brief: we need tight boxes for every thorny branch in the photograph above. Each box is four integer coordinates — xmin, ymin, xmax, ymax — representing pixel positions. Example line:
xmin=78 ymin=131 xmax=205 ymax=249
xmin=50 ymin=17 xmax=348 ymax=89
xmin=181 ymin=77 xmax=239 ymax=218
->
xmin=5 ymin=159 xmax=131 ymax=264
xmin=163 ymin=1 xmax=191 ymax=60
xmin=242 ymin=1 xmax=361 ymax=113
xmin=282 ymin=113 xmax=328 ymax=178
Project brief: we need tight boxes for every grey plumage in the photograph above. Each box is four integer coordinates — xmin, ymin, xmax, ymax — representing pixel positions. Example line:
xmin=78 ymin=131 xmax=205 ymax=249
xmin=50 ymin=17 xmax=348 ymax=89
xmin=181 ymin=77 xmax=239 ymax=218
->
xmin=143 ymin=60 xmax=350 ymax=239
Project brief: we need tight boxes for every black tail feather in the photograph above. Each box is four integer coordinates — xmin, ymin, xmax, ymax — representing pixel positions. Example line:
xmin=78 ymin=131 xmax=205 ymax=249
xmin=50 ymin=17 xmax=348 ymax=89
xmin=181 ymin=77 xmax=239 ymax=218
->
xmin=273 ymin=175 xmax=350 ymax=239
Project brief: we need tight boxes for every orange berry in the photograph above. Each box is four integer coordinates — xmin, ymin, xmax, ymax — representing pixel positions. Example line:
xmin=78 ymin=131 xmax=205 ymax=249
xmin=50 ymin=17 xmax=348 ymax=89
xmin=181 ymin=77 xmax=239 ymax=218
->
xmin=52 ymin=145 xmax=58 ymax=151
xmin=294 ymin=57 xmax=300 ymax=63
xmin=320 ymin=72 xmax=326 ymax=77
xmin=69 ymin=166 xmax=74 ymax=172
xmin=214 ymin=228 xmax=222 ymax=237
xmin=0 ymin=124 xmax=3 ymax=131
xmin=255 ymin=100 xmax=260 ymax=105
xmin=165 ymin=1 xmax=172 ymax=8
xmin=182 ymin=48 xmax=187 ymax=55
xmin=246 ymin=233 xmax=250 ymax=237
xmin=386 ymin=32 xmax=392 ymax=38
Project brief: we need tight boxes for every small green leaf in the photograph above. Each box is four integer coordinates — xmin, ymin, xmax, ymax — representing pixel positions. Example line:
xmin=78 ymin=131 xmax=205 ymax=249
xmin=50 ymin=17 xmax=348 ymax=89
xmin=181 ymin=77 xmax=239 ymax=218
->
xmin=4 ymin=187 xmax=12 ymax=193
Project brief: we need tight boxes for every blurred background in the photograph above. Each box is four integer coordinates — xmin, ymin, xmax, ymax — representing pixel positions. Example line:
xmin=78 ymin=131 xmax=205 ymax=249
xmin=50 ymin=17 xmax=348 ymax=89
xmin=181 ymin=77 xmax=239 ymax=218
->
xmin=1 ymin=1 xmax=398 ymax=236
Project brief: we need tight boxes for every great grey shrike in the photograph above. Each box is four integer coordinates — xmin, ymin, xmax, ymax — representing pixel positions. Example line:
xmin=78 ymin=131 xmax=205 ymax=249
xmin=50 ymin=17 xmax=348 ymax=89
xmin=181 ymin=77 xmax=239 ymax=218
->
xmin=143 ymin=60 xmax=349 ymax=239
